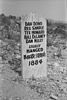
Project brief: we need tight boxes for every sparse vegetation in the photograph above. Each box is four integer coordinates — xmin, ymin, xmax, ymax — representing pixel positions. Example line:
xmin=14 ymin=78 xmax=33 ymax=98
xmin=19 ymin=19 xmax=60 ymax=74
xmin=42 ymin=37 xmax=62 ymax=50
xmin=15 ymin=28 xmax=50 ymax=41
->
xmin=0 ymin=14 xmax=67 ymax=100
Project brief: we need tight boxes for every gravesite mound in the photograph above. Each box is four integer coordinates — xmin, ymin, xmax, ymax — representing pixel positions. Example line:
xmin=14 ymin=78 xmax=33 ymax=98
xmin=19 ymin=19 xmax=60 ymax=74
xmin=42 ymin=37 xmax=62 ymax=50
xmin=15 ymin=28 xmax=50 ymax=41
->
xmin=0 ymin=13 xmax=67 ymax=100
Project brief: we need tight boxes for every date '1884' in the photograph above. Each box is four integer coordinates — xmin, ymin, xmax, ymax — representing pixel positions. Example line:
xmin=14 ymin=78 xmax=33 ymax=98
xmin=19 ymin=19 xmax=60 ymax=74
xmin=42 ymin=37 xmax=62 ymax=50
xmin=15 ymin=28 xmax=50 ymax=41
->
xmin=29 ymin=59 xmax=42 ymax=66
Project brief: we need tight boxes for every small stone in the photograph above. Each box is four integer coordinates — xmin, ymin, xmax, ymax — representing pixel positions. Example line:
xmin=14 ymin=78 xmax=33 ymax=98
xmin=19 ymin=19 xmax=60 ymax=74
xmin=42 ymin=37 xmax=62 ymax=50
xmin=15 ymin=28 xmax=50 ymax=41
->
xmin=50 ymin=93 xmax=58 ymax=100
xmin=53 ymin=62 xmax=59 ymax=67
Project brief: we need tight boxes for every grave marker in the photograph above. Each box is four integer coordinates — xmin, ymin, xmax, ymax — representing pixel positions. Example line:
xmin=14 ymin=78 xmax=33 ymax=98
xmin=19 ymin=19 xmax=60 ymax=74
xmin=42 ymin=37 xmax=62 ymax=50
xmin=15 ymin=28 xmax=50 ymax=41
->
xmin=21 ymin=13 xmax=47 ymax=79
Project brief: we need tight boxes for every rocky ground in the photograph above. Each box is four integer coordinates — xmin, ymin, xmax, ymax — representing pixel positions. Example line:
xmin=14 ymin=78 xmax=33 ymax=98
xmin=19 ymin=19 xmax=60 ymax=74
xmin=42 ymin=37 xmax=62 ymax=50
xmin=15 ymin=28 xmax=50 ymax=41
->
xmin=0 ymin=14 xmax=67 ymax=100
